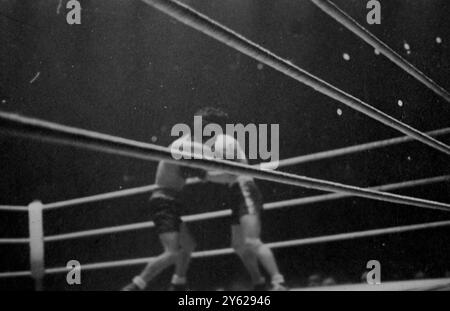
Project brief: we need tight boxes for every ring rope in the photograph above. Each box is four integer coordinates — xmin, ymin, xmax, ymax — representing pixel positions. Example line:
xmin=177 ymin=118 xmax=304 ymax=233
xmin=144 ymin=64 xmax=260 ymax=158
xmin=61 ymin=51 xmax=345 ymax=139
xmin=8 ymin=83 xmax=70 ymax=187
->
xmin=140 ymin=0 xmax=450 ymax=155
xmin=0 ymin=238 xmax=30 ymax=244
xmin=41 ymin=175 xmax=449 ymax=243
xmin=1 ymin=111 xmax=449 ymax=212
xmin=44 ymin=185 xmax=159 ymax=211
xmin=191 ymin=220 xmax=450 ymax=258
xmin=1 ymin=125 xmax=445 ymax=213
xmin=40 ymin=127 xmax=450 ymax=211
xmin=2 ymin=219 xmax=450 ymax=278
xmin=264 ymin=175 xmax=450 ymax=210
xmin=264 ymin=127 xmax=450 ymax=169
xmin=0 ymin=205 xmax=28 ymax=212
xmin=0 ymin=271 xmax=31 ymax=278
xmin=309 ymin=0 xmax=450 ymax=103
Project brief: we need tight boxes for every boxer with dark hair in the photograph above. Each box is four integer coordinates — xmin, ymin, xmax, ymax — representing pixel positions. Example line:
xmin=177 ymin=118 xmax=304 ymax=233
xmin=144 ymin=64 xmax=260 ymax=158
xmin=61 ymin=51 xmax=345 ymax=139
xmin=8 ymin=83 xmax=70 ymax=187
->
xmin=121 ymin=133 xmax=205 ymax=291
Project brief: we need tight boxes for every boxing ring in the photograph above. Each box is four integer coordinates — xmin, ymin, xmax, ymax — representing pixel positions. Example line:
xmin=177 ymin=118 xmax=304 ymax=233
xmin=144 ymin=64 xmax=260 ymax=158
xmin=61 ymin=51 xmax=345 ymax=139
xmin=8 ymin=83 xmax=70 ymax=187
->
xmin=1 ymin=0 xmax=449 ymax=290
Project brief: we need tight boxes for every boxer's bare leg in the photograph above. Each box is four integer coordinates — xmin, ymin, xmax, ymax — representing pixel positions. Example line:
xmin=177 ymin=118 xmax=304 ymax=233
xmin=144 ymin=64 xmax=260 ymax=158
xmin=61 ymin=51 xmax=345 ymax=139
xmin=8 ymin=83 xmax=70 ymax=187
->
xmin=237 ymin=214 xmax=286 ymax=290
xmin=139 ymin=231 xmax=180 ymax=282
xmin=122 ymin=231 xmax=180 ymax=290
xmin=171 ymin=223 xmax=196 ymax=287
xmin=231 ymin=223 xmax=265 ymax=286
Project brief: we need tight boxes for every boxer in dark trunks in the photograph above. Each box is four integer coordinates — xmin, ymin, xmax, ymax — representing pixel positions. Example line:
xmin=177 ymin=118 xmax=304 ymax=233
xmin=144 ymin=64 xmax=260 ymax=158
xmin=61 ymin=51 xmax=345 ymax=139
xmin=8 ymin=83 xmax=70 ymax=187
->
xmin=121 ymin=134 xmax=205 ymax=291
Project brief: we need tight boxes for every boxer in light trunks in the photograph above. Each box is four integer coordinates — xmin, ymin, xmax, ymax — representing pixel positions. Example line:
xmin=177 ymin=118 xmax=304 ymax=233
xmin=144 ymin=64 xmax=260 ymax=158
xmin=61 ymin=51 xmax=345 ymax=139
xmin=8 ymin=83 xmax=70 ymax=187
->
xmin=170 ymin=107 xmax=287 ymax=291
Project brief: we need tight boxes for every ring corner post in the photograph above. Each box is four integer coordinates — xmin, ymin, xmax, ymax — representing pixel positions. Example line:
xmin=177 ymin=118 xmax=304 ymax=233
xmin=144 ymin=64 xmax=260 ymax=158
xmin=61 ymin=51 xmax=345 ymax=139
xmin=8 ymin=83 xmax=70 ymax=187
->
xmin=28 ymin=201 xmax=45 ymax=291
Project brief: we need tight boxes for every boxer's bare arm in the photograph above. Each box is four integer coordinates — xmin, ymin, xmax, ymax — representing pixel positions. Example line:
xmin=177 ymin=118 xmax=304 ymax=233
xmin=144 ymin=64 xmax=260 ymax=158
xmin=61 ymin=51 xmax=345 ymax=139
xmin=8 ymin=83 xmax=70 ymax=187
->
xmin=154 ymin=161 xmax=186 ymax=191
xmin=154 ymin=137 xmax=195 ymax=190
xmin=156 ymin=136 xmax=213 ymax=188
xmin=206 ymin=137 xmax=248 ymax=184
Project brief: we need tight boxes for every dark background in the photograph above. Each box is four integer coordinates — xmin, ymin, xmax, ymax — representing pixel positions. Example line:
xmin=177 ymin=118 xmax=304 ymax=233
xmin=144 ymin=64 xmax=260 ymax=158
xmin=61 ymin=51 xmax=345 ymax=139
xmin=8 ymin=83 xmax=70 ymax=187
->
xmin=0 ymin=0 xmax=449 ymax=290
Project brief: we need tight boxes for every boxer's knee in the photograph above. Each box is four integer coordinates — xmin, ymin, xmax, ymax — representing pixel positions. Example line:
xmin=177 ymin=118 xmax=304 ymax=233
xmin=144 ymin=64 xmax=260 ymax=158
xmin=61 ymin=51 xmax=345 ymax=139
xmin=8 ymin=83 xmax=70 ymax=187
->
xmin=163 ymin=248 xmax=180 ymax=264
xmin=232 ymin=239 xmax=245 ymax=257
xmin=237 ymin=237 xmax=263 ymax=257
xmin=244 ymin=237 xmax=263 ymax=251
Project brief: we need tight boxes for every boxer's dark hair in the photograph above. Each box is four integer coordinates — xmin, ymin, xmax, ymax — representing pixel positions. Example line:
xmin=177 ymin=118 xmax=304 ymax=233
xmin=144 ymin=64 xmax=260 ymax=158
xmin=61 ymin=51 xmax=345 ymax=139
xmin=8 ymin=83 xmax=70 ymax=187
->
xmin=194 ymin=107 xmax=229 ymax=129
